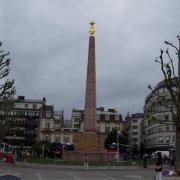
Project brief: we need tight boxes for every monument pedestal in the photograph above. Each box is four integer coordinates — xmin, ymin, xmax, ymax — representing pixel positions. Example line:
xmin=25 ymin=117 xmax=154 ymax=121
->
xmin=75 ymin=131 xmax=105 ymax=152
xmin=62 ymin=132 xmax=108 ymax=162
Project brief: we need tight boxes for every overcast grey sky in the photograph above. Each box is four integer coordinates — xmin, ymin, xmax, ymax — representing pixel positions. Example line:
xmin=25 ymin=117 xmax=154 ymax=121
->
xmin=0 ymin=0 xmax=180 ymax=118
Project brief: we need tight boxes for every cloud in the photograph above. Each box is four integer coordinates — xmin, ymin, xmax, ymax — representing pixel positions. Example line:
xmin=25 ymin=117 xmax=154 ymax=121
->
xmin=0 ymin=0 xmax=180 ymax=118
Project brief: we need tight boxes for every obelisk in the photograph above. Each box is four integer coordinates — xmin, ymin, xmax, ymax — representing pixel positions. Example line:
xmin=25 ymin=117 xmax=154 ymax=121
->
xmin=84 ymin=21 xmax=97 ymax=132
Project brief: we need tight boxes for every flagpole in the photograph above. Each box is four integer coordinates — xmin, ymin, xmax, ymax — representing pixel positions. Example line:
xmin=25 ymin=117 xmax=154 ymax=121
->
xmin=117 ymin=128 xmax=119 ymax=161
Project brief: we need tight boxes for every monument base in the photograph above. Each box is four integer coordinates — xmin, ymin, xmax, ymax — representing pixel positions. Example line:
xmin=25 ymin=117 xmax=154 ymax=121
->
xmin=62 ymin=132 xmax=108 ymax=162
xmin=75 ymin=131 xmax=106 ymax=151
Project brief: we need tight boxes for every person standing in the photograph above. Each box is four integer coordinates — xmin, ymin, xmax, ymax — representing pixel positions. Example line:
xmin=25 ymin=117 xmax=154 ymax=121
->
xmin=12 ymin=150 xmax=17 ymax=164
xmin=83 ymin=153 xmax=89 ymax=170
xmin=22 ymin=151 xmax=27 ymax=167
xmin=155 ymin=152 xmax=163 ymax=180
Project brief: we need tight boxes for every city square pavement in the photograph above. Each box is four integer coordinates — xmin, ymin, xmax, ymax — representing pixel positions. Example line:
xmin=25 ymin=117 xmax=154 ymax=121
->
xmin=0 ymin=162 xmax=179 ymax=180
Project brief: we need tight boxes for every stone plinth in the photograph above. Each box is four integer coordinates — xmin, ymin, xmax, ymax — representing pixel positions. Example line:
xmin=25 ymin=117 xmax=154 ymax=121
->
xmin=75 ymin=132 xmax=106 ymax=152
xmin=62 ymin=132 xmax=107 ymax=162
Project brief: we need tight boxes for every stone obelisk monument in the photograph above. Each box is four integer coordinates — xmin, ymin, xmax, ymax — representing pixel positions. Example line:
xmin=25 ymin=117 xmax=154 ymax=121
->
xmin=84 ymin=21 xmax=97 ymax=132
xmin=62 ymin=22 xmax=106 ymax=161
xmin=74 ymin=21 xmax=105 ymax=152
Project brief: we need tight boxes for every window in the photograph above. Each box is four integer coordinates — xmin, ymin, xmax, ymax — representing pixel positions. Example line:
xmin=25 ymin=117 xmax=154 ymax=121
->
xmin=55 ymin=136 xmax=60 ymax=143
xmin=158 ymin=125 xmax=163 ymax=132
xmin=109 ymin=115 xmax=115 ymax=121
xmin=72 ymin=124 xmax=77 ymax=128
xmin=64 ymin=136 xmax=69 ymax=143
xmin=45 ymin=134 xmax=49 ymax=141
xmin=133 ymin=132 xmax=138 ymax=135
xmin=172 ymin=136 xmax=176 ymax=144
xmin=25 ymin=104 xmax=28 ymax=108
xmin=46 ymin=111 xmax=51 ymax=118
xmin=105 ymin=126 xmax=110 ymax=133
xmin=133 ymin=138 xmax=138 ymax=144
xmin=158 ymin=106 xmax=166 ymax=112
xmin=158 ymin=136 xmax=163 ymax=144
xmin=97 ymin=124 xmax=100 ymax=132
xmin=166 ymin=125 xmax=169 ymax=131
xmin=164 ymin=115 xmax=169 ymax=121
xmin=33 ymin=104 xmax=37 ymax=109
xmin=100 ymin=114 xmax=105 ymax=120
xmin=46 ymin=122 xmax=50 ymax=128
xmin=159 ymin=88 xmax=166 ymax=93
xmin=172 ymin=125 xmax=176 ymax=131
xmin=132 ymin=119 xmax=137 ymax=123
xmin=27 ymin=130 xmax=34 ymax=135
xmin=154 ymin=127 xmax=157 ymax=133
xmin=74 ymin=118 xmax=80 ymax=123
xmin=132 ymin=125 xmax=138 ymax=129
xmin=166 ymin=136 xmax=170 ymax=144
xmin=31 ymin=112 xmax=35 ymax=116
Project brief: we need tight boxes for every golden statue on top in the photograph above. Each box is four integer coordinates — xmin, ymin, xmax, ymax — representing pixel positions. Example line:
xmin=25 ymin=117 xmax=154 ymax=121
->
xmin=89 ymin=21 xmax=95 ymax=36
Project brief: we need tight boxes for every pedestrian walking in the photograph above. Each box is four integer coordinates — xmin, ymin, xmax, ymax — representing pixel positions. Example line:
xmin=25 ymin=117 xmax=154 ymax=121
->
xmin=83 ymin=153 xmax=89 ymax=170
xmin=155 ymin=152 xmax=163 ymax=180
xmin=13 ymin=150 xmax=17 ymax=165
xmin=22 ymin=151 xmax=27 ymax=167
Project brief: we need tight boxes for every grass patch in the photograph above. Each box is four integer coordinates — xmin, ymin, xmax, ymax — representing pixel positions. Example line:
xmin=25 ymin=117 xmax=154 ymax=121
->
xmin=27 ymin=158 xmax=83 ymax=165
xmin=26 ymin=158 xmax=155 ymax=166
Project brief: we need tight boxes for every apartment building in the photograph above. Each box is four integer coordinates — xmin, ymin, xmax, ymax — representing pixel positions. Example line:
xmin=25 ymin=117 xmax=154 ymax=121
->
xmin=71 ymin=107 xmax=123 ymax=133
xmin=39 ymin=106 xmax=64 ymax=143
xmin=128 ymin=113 xmax=144 ymax=150
xmin=143 ymin=79 xmax=176 ymax=152
xmin=0 ymin=96 xmax=45 ymax=146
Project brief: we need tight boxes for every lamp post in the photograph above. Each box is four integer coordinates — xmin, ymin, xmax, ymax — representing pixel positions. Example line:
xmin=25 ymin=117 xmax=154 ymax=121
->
xmin=13 ymin=134 xmax=16 ymax=146
xmin=142 ymin=121 xmax=147 ymax=168
xmin=42 ymin=143 xmax=45 ymax=158
xmin=116 ymin=130 xmax=119 ymax=161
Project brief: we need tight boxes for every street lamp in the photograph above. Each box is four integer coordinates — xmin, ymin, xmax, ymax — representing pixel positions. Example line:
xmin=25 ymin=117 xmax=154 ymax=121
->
xmin=142 ymin=122 xmax=147 ymax=168
xmin=13 ymin=134 xmax=16 ymax=146
xmin=116 ymin=128 xmax=120 ymax=161
xmin=42 ymin=143 xmax=45 ymax=158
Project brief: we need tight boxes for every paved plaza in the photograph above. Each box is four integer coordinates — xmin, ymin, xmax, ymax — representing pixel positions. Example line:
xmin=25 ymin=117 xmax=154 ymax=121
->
xmin=0 ymin=162 xmax=179 ymax=180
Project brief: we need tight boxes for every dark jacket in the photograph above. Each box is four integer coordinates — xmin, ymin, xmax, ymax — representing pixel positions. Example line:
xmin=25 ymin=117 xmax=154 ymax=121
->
xmin=155 ymin=156 xmax=162 ymax=172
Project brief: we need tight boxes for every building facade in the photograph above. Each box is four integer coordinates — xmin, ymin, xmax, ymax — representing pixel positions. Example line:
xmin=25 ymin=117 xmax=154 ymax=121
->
xmin=39 ymin=106 xmax=64 ymax=143
xmin=128 ymin=113 xmax=144 ymax=150
xmin=143 ymin=79 xmax=176 ymax=152
xmin=0 ymin=95 xmax=65 ymax=147
xmin=71 ymin=107 xmax=123 ymax=133
xmin=1 ymin=96 xmax=46 ymax=147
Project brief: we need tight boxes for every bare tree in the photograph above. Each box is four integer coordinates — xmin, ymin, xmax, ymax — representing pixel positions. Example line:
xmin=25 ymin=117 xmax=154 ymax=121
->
xmin=148 ymin=36 xmax=180 ymax=174
xmin=0 ymin=42 xmax=16 ymax=144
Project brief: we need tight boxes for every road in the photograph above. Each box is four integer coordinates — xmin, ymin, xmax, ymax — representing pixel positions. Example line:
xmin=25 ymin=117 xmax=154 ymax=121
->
xmin=0 ymin=163 xmax=177 ymax=180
